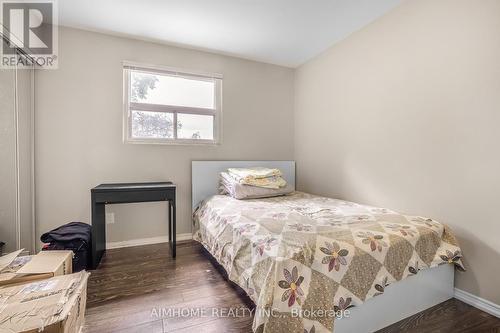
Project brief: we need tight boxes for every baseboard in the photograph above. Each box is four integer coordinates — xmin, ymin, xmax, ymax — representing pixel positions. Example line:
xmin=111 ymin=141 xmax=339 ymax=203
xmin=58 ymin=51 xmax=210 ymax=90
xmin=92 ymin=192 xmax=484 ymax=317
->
xmin=106 ymin=233 xmax=193 ymax=249
xmin=176 ymin=233 xmax=193 ymax=241
xmin=454 ymin=288 xmax=500 ymax=318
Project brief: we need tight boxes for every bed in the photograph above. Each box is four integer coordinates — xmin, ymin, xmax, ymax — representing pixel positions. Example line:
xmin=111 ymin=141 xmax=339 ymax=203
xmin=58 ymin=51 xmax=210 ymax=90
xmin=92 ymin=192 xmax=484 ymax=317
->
xmin=192 ymin=161 xmax=463 ymax=333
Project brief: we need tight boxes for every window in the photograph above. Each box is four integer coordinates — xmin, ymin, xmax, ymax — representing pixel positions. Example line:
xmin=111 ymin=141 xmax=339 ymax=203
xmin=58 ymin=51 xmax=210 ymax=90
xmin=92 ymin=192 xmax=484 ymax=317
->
xmin=123 ymin=62 xmax=222 ymax=144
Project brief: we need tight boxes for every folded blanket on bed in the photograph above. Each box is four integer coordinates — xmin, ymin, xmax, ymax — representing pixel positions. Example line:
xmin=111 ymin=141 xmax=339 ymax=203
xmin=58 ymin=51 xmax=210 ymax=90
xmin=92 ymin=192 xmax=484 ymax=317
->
xmin=220 ymin=172 xmax=294 ymax=199
xmin=228 ymin=167 xmax=282 ymax=179
xmin=227 ymin=167 xmax=287 ymax=189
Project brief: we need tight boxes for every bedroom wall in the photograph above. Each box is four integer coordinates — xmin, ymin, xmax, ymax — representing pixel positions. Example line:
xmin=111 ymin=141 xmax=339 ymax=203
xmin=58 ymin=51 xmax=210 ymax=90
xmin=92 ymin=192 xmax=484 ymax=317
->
xmin=35 ymin=27 xmax=294 ymax=244
xmin=294 ymin=0 xmax=500 ymax=305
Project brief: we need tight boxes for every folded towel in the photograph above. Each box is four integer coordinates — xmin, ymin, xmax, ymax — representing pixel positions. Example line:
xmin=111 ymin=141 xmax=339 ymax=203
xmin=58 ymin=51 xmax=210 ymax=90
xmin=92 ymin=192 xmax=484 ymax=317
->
xmin=227 ymin=167 xmax=286 ymax=189
xmin=227 ymin=167 xmax=282 ymax=180
xmin=220 ymin=172 xmax=294 ymax=199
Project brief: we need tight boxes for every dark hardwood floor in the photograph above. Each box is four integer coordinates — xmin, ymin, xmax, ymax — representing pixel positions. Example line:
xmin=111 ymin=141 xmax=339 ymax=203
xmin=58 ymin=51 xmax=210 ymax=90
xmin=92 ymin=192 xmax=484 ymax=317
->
xmin=83 ymin=241 xmax=500 ymax=333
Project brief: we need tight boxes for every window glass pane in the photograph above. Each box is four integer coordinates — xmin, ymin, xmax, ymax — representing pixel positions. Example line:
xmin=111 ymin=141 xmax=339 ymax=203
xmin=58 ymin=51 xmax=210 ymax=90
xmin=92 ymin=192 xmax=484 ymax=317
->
xmin=131 ymin=110 xmax=173 ymax=139
xmin=177 ymin=113 xmax=214 ymax=140
xmin=130 ymin=71 xmax=214 ymax=109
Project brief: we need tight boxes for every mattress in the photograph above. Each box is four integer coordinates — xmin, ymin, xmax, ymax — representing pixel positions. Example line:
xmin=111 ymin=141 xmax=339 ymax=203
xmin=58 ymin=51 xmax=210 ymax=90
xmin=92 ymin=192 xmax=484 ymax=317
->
xmin=193 ymin=192 xmax=463 ymax=333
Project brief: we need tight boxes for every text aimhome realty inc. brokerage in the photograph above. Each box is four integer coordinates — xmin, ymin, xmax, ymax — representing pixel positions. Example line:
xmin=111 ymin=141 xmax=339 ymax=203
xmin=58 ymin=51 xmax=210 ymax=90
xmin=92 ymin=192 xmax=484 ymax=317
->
xmin=150 ymin=306 xmax=351 ymax=320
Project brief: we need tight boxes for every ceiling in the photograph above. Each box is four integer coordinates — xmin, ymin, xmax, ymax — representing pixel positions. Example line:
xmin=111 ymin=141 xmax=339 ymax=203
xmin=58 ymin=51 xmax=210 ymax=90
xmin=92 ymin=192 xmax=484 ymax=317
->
xmin=59 ymin=0 xmax=403 ymax=67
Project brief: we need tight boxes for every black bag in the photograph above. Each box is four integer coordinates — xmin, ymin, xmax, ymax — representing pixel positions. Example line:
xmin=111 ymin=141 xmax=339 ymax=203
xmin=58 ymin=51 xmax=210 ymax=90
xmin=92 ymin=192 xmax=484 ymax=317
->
xmin=40 ymin=222 xmax=92 ymax=272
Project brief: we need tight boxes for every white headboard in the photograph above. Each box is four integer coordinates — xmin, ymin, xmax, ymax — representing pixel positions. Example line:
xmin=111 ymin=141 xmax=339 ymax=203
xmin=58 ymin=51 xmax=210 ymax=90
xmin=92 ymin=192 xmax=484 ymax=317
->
xmin=191 ymin=160 xmax=295 ymax=210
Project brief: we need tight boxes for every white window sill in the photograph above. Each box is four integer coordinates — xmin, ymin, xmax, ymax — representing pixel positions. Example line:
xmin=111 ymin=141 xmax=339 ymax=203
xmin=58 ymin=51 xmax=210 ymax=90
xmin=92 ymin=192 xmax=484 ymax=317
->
xmin=124 ymin=138 xmax=221 ymax=146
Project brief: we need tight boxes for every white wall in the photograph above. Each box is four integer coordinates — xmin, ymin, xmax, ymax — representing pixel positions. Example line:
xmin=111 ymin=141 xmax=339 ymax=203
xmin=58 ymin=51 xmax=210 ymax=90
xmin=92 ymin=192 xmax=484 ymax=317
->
xmin=294 ymin=0 xmax=500 ymax=304
xmin=35 ymin=27 xmax=294 ymax=243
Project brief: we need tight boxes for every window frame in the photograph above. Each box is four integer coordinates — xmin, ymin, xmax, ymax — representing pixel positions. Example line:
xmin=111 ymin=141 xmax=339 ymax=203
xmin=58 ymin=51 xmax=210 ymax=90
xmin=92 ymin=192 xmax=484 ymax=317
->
xmin=123 ymin=61 xmax=222 ymax=145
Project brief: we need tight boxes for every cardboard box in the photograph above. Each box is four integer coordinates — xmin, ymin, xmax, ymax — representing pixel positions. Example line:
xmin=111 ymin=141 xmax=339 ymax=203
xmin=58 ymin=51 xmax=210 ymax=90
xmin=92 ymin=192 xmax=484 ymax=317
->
xmin=0 ymin=249 xmax=25 ymax=272
xmin=0 ymin=271 xmax=89 ymax=333
xmin=0 ymin=250 xmax=73 ymax=287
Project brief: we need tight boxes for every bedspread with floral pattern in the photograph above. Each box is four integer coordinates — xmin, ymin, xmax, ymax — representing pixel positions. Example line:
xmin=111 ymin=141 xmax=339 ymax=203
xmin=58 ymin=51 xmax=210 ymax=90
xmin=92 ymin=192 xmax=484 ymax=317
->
xmin=193 ymin=192 xmax=464 ymax=333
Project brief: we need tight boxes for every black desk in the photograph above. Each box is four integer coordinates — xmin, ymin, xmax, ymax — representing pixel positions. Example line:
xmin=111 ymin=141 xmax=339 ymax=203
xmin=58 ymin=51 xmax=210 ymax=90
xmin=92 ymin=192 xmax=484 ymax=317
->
xmin=90 ymin=182 xmax=176 ymax=269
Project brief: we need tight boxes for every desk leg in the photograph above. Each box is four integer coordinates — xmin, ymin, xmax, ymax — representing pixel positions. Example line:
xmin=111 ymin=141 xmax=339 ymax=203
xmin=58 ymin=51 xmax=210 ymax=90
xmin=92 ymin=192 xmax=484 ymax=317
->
xmin=168 ymin=201 xmax=172 ymax=245
xmin=91 ymin=197 xmax=106 ymax=269
xmin=169 ymin=200 xmax=176 ymax=258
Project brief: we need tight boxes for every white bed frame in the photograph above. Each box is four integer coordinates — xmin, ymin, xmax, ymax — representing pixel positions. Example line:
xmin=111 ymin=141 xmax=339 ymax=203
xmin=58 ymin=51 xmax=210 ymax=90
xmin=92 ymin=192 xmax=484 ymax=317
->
xmin=191 ymin=160 xmax=454 ymax=333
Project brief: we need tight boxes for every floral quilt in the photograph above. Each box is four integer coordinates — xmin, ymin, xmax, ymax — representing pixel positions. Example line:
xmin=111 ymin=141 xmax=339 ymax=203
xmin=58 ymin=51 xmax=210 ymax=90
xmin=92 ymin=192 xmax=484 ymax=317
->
xmin=193 ymin=192 xmax=464 ymax=333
